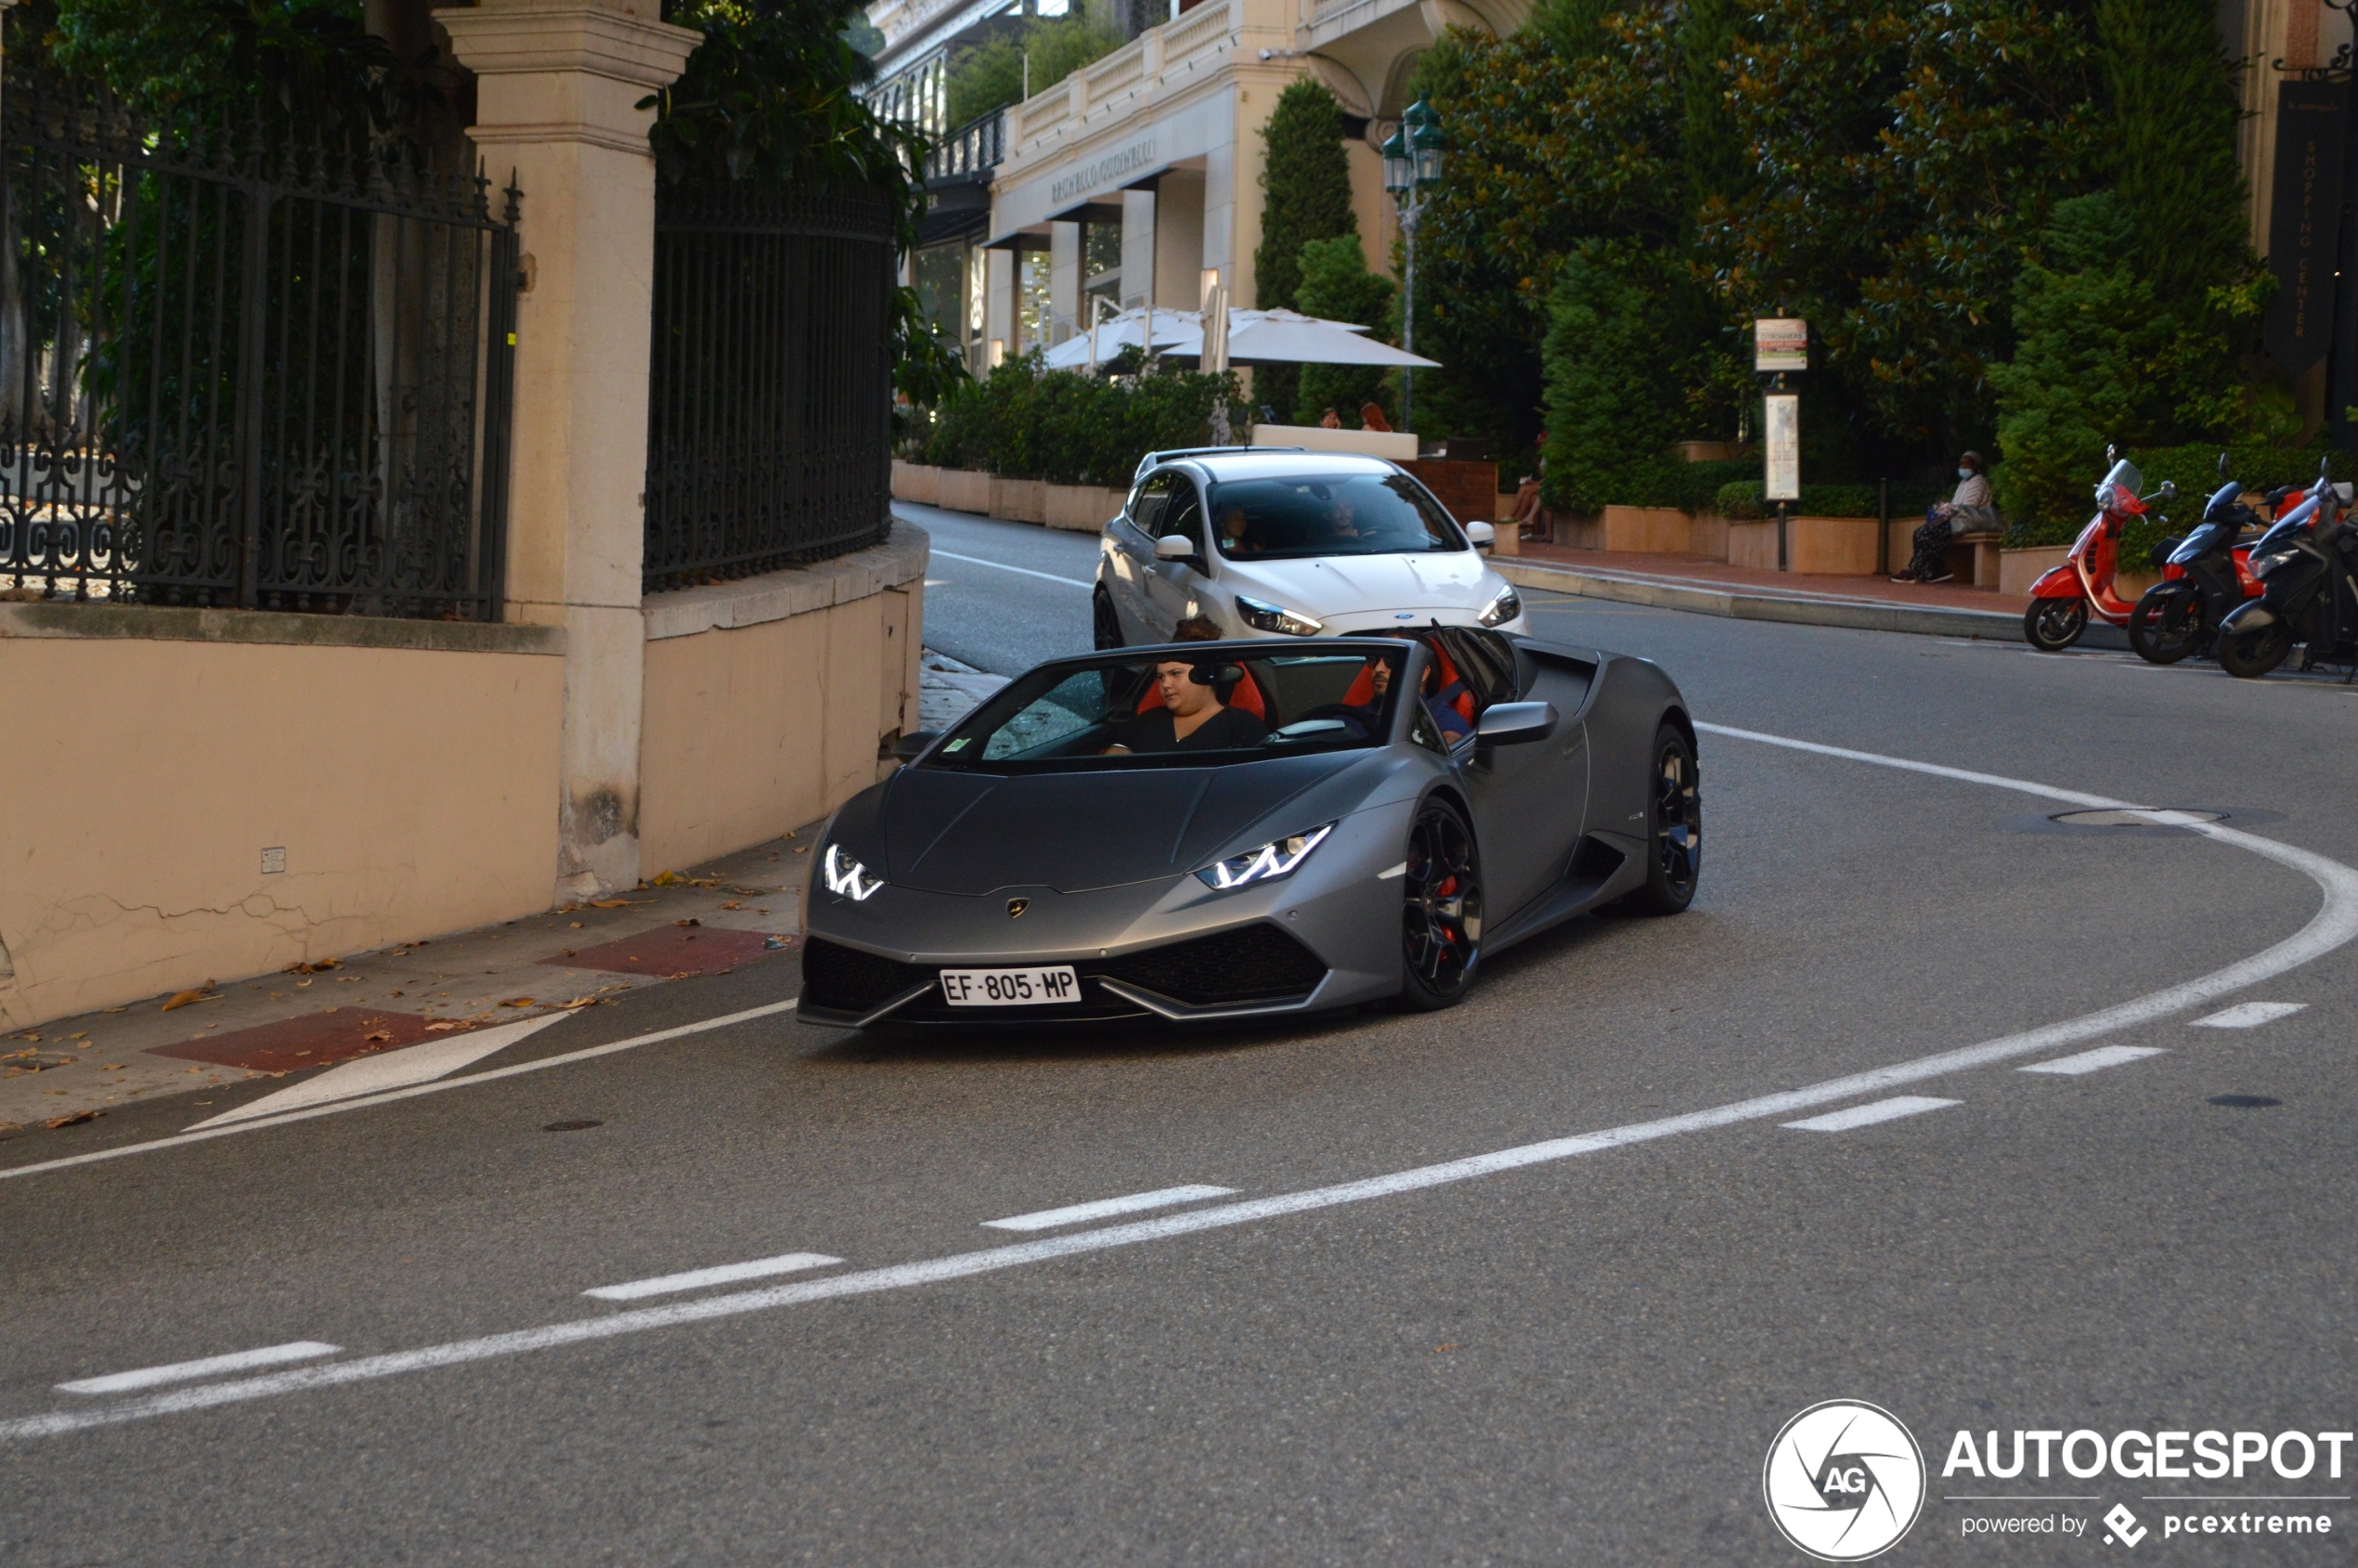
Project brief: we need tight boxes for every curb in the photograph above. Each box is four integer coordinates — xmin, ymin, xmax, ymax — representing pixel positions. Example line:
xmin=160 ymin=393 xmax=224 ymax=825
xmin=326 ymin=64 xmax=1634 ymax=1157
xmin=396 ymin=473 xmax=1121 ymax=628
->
xmin=1492 ymin=557 xmax=2131 ymax=652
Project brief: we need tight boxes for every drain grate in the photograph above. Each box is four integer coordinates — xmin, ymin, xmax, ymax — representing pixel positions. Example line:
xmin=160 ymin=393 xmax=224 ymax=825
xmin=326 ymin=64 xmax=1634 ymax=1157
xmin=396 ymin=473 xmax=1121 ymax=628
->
xmin=2050 ymin=808 xmax=2226 ymax=827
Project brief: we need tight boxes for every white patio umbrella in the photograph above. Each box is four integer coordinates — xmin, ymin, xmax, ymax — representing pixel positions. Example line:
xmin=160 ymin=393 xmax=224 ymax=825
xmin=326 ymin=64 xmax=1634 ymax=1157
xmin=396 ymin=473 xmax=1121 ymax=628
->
xmin=1037 ymin=305 xmax=1439 ymax=370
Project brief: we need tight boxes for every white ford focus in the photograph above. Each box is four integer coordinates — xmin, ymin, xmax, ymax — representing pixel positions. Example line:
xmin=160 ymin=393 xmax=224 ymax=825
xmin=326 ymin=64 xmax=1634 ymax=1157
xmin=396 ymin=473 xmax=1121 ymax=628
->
xmin=1092 ymin=449 xmax=1526 ymax=647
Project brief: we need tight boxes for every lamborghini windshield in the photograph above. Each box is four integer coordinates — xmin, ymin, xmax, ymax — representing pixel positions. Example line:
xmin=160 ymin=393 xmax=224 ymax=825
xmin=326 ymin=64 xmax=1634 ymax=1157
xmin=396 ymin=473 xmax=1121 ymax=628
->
xmin=923 ymin=645 xmax=1406 ymax=772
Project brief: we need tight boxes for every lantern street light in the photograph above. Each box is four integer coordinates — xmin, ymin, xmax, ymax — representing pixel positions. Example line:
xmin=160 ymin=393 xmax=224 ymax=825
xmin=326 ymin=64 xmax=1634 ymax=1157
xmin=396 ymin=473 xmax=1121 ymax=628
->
xmin=1381 ymin=97 xmax=1445 ymax=432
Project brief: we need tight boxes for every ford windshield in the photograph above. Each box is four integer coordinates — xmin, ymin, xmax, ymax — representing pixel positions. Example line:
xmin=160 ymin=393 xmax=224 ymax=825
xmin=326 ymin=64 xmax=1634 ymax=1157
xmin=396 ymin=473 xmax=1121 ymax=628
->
xmin=1207 ymin=473 xmax=1466 ymax=561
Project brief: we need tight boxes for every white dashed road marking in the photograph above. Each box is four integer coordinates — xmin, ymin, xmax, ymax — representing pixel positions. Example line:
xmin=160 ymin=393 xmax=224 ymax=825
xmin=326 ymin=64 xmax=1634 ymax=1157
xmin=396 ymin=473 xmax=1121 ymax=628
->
xmin=58 ymin=1341 xmax=340 ymax=1396
xmin=2020 ymin=1045 xmax=2167 ymax=1076
xmin=8 ymin=725 xmax=2358 ymax=1442
xmin=928 ymin=550 xmax=1095 ymax=590
xmin=1781 ymin=1096 xmax=1961 ymax=1133
xmin=2193 ymin=1001 xmax=2308 ymax=1029
xmin=584 ymin=1253 xmax=844 ymax=1302
xmin=983 ymin=1186 xmax=1238 ymax=1232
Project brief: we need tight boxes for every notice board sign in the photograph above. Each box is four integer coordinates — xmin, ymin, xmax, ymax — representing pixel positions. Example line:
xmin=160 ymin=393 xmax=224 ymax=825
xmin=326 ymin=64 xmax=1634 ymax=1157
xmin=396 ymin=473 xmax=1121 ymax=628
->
xmin=1755 ymin=318 xmax=1808 ymax=373
xmin=1764 ymin=394 xmax=1800 ymax=501
xmin=2265 ymin=81 xmax=2347 ymax=380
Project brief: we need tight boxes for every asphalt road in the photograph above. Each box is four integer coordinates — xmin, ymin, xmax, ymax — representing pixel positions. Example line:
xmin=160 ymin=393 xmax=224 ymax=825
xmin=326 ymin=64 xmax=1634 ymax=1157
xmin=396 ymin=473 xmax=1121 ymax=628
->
xmin=8 ymin=511 xmax=2358 ymax=1566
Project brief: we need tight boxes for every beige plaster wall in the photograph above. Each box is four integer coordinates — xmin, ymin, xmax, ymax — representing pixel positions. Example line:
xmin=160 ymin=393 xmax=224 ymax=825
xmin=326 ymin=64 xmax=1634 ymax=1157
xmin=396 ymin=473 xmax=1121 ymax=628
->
xmin=638 ymin=529 xmax=927 ymax=875
xmin=0 ymin=628 xmax=564 ymax=1029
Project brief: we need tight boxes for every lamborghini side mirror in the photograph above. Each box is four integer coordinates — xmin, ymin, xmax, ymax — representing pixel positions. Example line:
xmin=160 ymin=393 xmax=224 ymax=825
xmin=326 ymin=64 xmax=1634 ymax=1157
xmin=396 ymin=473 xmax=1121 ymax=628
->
xmin=891 ymin=730 xmax=939 ymax=761
xmin=1473 ymin=701 xmax=1556 ymax=746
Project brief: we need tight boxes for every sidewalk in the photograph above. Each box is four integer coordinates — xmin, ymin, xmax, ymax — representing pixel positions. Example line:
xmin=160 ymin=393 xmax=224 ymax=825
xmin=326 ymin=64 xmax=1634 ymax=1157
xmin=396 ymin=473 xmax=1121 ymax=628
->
xmin=1493 ymin=542 xmax=2128 ymax=650
xmin=0 ymin=833 xmax=816 ymax=1144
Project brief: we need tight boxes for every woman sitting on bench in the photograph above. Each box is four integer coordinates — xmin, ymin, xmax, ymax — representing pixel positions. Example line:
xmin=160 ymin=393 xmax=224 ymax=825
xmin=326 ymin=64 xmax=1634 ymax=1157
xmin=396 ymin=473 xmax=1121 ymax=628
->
xmin=1893 ymin=451 xmax=1996 ymax=584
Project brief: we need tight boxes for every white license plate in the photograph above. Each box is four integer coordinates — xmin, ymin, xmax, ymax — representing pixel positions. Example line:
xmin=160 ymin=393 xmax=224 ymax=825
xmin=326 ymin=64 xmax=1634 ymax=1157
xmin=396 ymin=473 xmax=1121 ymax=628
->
xmin=938 ymin=965 xmax=1082 ymax=1006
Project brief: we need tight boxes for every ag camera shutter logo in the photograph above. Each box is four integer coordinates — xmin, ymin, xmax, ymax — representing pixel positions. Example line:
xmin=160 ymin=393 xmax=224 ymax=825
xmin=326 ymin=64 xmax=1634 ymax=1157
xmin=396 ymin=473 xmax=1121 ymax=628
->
xmin=1764 ymin=1400 xmax=1926 ymax=1561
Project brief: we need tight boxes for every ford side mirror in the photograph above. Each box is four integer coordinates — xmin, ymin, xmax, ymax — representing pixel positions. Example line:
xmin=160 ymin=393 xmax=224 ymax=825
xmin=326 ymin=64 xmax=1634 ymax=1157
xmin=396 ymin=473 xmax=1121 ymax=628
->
xmin=1465 ymin=521 xmax=1496 ymax=549
xmin=891 ymin=730 xmax=939 ymax=761
xmin=1155 ymin=534 xmax=1194 ymax=561
xmin=1473 ymin=701 xmax=1556 ymax=746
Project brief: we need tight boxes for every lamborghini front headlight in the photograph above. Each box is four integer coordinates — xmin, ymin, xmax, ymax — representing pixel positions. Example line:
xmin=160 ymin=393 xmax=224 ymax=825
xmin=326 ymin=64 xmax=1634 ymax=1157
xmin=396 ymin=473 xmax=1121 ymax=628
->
xmin=821 ymin=844 xmax=885 ymax=901
xmin=1196 ymin=823 xmax=1335 ymax=890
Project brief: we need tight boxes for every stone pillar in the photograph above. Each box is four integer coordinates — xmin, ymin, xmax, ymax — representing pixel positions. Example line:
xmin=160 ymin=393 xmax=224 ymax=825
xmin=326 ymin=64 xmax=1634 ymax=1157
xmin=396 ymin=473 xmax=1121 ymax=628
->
xmin=1151 ymin=170 xmax=1205 ymax=309
xmin=437 ymin=0 xmax=702 ymax=901
xmin=1121 ymin=188 xmax=1158 ymax=310
xmin=1049 ymin=220 xmax=1082 ymax=343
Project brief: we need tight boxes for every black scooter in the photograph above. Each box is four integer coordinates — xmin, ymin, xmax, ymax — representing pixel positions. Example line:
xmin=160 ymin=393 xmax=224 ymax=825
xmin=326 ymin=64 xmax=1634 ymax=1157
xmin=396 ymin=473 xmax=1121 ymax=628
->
xmin=2127 ymin=452 xmax=2276 ymax=665
xmin=2215 ymin=460 xmax=2358 ymax=680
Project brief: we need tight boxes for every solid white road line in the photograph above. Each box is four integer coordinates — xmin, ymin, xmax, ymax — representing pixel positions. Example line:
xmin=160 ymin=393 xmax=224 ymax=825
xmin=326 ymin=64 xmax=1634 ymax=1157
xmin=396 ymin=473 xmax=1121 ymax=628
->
xmin=584 ymin=1252 xmax=843 ymax=1302
xmin=57 ymin=1341 xmax=339 ymax=1396
xmin=0 ymin=999 xmax=803 ymax=1185
xmin=9 ymin=728 xmax=2358 ymax=1440
xmin=186 ymin=1015 xmax=571 ymax=1130
xmin=983 ymin=1185 xmax=1237 ymax=1232
xmin=928 ymin=550 xmax=1095 ymax=590
xmin=2193 ymin=1001 xmax=2308 ymax=1029
xmin=2021 ymin=1045 xmax=2167 ymax=1076
xmin=1782 ymin=1096 xmax=1961 ymax=1133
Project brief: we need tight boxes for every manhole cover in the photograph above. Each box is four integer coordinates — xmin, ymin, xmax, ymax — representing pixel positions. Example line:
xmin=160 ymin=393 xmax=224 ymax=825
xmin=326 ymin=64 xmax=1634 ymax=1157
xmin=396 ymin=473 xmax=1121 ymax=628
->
xmin=2207 ymin=1095 xmax=2280 ymax=1108
xmin=2050 ymin=808 xmax=2226 ymax=827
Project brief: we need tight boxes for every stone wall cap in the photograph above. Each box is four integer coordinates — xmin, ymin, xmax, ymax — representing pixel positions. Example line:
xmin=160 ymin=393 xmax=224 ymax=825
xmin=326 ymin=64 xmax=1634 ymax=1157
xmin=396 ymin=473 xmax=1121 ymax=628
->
xmin=642 ymin=521 xmax=931 ymax=641
xmin=0 ymin=601 xmax=567 ymax=654
xmin=436 ymin=1 xmax=705 ymax=86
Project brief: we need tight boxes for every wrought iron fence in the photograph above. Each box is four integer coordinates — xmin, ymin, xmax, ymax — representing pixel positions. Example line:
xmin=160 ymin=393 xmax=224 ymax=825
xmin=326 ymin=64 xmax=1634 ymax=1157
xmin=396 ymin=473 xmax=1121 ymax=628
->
xmin=644 ymin=179 xmax=894 ymax=593
xmin=0 ymin=72 xmax=519 ymax=619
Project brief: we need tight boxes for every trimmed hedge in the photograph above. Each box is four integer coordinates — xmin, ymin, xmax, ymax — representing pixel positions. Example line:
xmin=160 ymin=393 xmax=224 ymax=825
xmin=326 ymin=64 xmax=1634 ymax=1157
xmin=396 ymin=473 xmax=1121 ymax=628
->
xmin=921 ymin=355 xmax=1248 ymax=488
xmin=1715 ymin=480 xmax=1881 ymax=520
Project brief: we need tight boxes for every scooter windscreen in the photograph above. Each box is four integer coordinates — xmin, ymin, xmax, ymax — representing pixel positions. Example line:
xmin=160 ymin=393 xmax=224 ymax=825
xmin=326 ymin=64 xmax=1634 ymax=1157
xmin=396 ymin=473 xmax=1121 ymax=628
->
xmin=2168 ymin=523 xmax=2229 ymax=565
xmin=2255 ymin=493 xmax=2322 ymax=553
xmin=2095 ymin=458 xmax=2144 ymax=505
xmin=2201 ymin=481 xmax=2243 ymax=521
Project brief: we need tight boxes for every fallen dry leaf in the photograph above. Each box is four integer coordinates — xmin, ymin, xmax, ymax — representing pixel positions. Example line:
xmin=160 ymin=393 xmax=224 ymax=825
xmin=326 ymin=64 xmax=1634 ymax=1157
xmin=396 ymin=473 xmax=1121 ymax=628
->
xmin=44 ymin=1109 xmax=100 ymax=1130
xmin=101 ymin=1007 xmax=126 ymax=1014
xmin=295 ymin=978 xmax=313 ymax=989
xmin=68 ymin=1032 xmax=87 ymax=1042
xmin=423 ymin=1020 xmax=463 ymax=1032
xmin=286 ymin=956 xmax=341 ymax=974
xmin=720 ymin=901 xmax=744 ymax=911
xmin=674 ymin=918 xmax=701 ymax=928
xmin=792 ymin=846 xmax=810 ymax=855
xmin=184 ymin=1066 xmax=201 ymax=1074
xmin=98 ymin=1063 xmax=123 ymax=1070
xmin=159 ymin=991 xmax=204 ymax=1012
xmin=363 ymin=1030 xmax=392 ymax=1043
xmin=323 ymin=1007 xmax=339 ymax=1015
xmin=560 ymin=996 xmax=598 ymax=1009
xmin=590 ymin=900 xmax=630 ymax=909
xmin=501 ymin=997 xmax=536 ymax=1008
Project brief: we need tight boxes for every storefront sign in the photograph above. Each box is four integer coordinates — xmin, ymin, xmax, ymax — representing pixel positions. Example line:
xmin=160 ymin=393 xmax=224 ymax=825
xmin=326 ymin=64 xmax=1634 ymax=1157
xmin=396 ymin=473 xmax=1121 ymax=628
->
xmin=1051 ymin=138 xmax=1158 ymax=205
xmin=2265 ymin=81 xmax=2346 ymax=380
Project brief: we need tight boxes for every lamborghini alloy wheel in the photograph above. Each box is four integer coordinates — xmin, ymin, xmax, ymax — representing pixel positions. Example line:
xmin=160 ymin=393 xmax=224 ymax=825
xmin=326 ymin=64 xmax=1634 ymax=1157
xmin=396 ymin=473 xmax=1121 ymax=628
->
xmin=1613 ymin=723 xmax=1701 ymax=915
xmin=1399 ymin=800 xmax=1483 ymax=1010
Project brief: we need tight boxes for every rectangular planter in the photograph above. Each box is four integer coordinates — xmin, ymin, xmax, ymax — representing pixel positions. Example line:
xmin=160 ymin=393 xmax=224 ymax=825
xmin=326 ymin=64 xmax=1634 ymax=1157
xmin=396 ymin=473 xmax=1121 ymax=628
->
xmin=1689 ymin=512 xmax=1730 ymax=562
xmin=1725 ymin=515 xmax=1880 ymax=574
xmin=989 ymin=476 xmax=1046 ymax=524
xmin=889 ymin=460 xmax=940 ymax=505
xmin=1044 ymin=483 xmax=1121 ymax=533
xmin=1599 ymin=504 xmax=1691 ymax=553
xmin=938 ymin=468 xmax=991 ymax=514
xmin=1999 ymin=545 xmax=2070 ymax=597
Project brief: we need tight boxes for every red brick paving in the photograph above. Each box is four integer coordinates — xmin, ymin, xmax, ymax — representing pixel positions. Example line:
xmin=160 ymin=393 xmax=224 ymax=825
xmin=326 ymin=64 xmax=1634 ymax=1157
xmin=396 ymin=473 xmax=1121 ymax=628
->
xmin=542 ymin=924 xmax=788 ymax=978
xmin=149 ymin=1010 xmax=454 ymax=1073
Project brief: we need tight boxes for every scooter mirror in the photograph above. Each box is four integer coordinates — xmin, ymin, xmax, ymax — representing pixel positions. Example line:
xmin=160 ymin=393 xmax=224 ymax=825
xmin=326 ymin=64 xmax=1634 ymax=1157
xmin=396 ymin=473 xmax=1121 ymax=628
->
xmin=2106 ymin=443 xmax=2117 ymax=464
xmin=2218 ymin=451 xmax=2230 ymax=480
xmin=2158 ymin=480 xmax=2177 ymax=501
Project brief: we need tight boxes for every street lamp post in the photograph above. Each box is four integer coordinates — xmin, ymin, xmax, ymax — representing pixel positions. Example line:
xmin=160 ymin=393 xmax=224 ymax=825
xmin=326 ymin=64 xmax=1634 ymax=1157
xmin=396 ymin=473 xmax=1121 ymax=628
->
xmin=1381 ymin=97 xmax=1445 ymax=434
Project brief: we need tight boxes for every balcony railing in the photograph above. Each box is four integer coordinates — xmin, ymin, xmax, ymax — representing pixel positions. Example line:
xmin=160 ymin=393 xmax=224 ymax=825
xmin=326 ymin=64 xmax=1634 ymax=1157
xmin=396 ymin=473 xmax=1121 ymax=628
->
xmin=925 ymin=109 xmax=1006 ymax=183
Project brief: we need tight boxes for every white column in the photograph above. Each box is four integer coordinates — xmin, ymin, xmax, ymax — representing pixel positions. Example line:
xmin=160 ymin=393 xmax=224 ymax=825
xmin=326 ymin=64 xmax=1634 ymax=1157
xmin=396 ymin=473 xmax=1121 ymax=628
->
xmin=1121 ymin=188 xmax=1158 ymax=310
xmin=1049 ymin=220 xmax=1082 ymax=343
xmin=438 ymin=0 xmax=702 ymax=901
xmin=985 ymin=246 xmax=1016 ymax=365
xmin=1152 ymin=170 xmax=1205 ymax=309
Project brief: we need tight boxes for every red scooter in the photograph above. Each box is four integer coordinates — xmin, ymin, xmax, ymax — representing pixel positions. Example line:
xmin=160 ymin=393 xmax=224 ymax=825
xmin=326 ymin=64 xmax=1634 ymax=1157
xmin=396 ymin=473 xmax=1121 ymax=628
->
xmin=2024 ymin=449 xmax=2177 ymax=652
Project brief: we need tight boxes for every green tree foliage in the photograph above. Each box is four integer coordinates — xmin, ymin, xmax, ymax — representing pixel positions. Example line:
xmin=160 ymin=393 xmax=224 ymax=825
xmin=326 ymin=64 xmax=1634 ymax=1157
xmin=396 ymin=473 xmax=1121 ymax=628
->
xmin=1540 ymin=242 xmax=1724 ymax=510
xmin=1254 ymin=79 xmax=1358 ymax=419
xmin=943 ymin=6 xmax=1124 ymax=129
xmin=2098 ymin=0 xmax=2246 ymax=313
xmin=1987 ymin=192 xmax=2261 ymax=531
xmin=1291 ymin=235 xmax=1396 ymax=426
xmin=923 ymin=354 xmax=1248 ymax=486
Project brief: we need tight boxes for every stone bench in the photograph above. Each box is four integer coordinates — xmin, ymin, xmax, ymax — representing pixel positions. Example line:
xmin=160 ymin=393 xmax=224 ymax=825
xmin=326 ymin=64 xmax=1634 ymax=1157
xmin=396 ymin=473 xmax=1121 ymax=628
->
xmin=1946 ymin=530 xmax=2003 ymax=589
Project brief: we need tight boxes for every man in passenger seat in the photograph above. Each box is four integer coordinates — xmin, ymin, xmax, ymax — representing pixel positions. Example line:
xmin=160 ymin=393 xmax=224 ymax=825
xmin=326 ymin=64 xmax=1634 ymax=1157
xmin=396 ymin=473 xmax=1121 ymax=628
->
xmin=1367 ymin=655 xmax=1472 ymax=745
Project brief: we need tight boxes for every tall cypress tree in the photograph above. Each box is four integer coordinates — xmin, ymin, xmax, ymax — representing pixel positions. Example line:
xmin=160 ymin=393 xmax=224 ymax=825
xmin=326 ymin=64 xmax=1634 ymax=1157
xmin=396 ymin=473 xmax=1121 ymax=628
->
xmin=1255 ymin=79 xmax=1356 ymax=311
xmin=2094 ymin=0 xmax=2248 ymax=313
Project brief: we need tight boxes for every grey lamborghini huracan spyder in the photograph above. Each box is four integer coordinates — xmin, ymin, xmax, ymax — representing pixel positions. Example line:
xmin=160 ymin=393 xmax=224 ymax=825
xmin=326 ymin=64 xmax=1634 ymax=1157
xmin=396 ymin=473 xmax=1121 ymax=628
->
xmin=797 ymin=627 xmax=1698 ymax=1028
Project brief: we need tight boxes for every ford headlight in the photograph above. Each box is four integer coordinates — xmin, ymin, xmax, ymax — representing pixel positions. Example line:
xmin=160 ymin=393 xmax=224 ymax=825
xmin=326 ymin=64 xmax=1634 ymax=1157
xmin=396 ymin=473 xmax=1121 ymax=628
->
xmin=1478 ymin=585 xmax=1522 ymax=627
xmin=1235 ymin=595 xmax=1323 ymax=636
xmin=1197 ymin=823 xmax=1334 ymax=890
xmin=821 ymin=844 xmax=884 ymax=901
